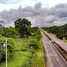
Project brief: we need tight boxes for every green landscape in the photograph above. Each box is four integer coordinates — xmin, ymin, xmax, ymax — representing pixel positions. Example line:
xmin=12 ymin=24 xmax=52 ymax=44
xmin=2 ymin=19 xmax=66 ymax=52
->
xmin=0 ymin=1 xmax=67 ymax=67
xmin=0 ymin=18 xmax=45 ymax=67
xmin=0 ymin=18 xmax=67 ymax=67
xmin=43 ymin=24 xmax=67 ymax=40
xmin=42 ymin=24 xmax=67 ymax=46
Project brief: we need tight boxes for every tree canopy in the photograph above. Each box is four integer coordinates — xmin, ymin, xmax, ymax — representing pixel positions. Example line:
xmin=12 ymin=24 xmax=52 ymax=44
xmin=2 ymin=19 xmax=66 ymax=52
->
xmin=14 ymin=18 xmax=31 ymax=38
xmin=2 ymin=27 xmax=19 ymax=38
xmin=43 ymin=24 xmax=67 ymax=39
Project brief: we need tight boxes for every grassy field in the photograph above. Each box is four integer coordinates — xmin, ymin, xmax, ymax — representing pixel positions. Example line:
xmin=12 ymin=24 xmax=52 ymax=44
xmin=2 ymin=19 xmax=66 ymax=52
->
xmin=8 ymin=51 xmax=32 ymax=67
xmin=0 ymin=37 xmax=45 ymax=67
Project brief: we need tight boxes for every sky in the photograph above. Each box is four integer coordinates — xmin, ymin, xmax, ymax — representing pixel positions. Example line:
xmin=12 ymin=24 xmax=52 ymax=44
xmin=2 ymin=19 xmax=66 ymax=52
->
xmin=0 ymin=0 xmax=67 ymax=11
xmin=0 ymin=0 xmax=67 ymax=27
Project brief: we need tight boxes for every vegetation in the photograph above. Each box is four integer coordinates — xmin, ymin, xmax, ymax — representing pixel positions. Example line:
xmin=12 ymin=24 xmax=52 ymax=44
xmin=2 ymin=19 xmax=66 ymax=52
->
xmin=0 ymin=18 xmax=45 ymax=67
xmin=0 ymin=24 xmax=4 ymax=35
xmin=43 ymin=24 xmax=67 ymax=39
xmin=0 ymin=35 xmax=45 ymax=67
xmin=0 ymin=36 xmax=15 ymax=62
xmin=14 ymin=18 xmax=31 ymax=38
xmin=2 ymin=27 xmax=19 ymax=38
xmin=65 ymin=40 xmax=67 ymax=43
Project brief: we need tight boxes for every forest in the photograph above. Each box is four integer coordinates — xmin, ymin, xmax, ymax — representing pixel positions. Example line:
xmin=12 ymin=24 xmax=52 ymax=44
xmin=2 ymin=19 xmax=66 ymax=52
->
xmin=43 ymin=24 xmax=67 ymax=39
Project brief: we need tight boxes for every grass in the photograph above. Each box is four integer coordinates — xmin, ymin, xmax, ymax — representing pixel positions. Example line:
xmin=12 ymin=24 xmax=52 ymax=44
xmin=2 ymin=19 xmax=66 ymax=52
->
xmin=7 ymin=38 xmax=31 ymax=67
xmin=32 ymin=49 xmax=45 ymax=67
xmin=0 ymin=62 xmax=5 ymax=67
xmin=65 ymin=40 xmax=67 ymax=43
xmin=8 ymin=51 xmax=31 ymax=67
xmin=0 ymin=37 xmax=45 ymax=67
xmin=13 ymin=38 xmax=29 ymax=50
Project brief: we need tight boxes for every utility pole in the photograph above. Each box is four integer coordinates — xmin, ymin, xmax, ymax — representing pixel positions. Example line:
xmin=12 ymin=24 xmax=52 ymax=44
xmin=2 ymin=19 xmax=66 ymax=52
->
xmin=3 ymin=38 xmax=7 ymax=67
xmin=6 ymin=38 xmax=7 ymax=67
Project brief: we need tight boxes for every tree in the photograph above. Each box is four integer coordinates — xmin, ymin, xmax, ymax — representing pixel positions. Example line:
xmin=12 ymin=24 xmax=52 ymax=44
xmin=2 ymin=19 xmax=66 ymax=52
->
xmin=0 ymin=24 xmax=4 ymax=35
xmin=3 ymin=27 xmax=19 ymax=38
xmin=14 ymin=18 xmax=31 ymax=38
xmin=43 ymin=23 xmax=67 ymax=39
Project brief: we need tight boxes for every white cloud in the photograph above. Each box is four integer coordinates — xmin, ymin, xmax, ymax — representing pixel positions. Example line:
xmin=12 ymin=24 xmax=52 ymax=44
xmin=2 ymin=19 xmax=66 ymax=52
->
xmin=0 ymin=0 xmax=36 ymax=12
xmin=0 ymin=3 xmax=19 ymax=12
xmin=0 ymin=0 xmax=67 ymax=12
xmin=47 ymin=0 xmax=67 ymax=7
xmin=0 ymin=0 xmax=67 ymax=27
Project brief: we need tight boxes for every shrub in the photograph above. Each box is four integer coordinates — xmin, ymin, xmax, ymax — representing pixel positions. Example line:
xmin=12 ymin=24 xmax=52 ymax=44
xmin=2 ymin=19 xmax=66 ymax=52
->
xmin=27 ymin=40 xmax=40 ymax=53
xmin=0 ymin=37 xmax=15 ymax=61
xmin=7 ymin=38 xmax=15 ymax=59
xmin=0 ymin=37 xmax=6 ymax=61
xmin=35 ymin=35 xmax=42 ymax=41
xmin=0 ymin=45 xmax=5 ymax=61
xmin=3 ymin=27 xmax=19 ymax=38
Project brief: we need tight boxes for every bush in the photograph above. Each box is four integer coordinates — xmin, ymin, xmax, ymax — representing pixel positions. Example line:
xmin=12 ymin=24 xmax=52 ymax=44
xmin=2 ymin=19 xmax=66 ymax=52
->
xmin=35 ymin=35 xmax=42 ymax=41
xmin=0 ymin=36 xmax=6 ymax=61
xmin=27 ymin=40 xmax=40 ymax=53
xmin=57 ymin=33 xmax=63 ymax=39
xmin=0 ymin=37 xmax=15 ymax=61
xmin=7 ymin=38 xmax=15 ymax=59
xmin=0 ymin=45 xmax=5 ymax=61
xmin=3 ymin=27 xmax=19 ymax=38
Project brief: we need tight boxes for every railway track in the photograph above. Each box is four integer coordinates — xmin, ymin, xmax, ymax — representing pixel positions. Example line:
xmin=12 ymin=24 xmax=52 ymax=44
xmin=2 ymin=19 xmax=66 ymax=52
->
xmin=52 ymin=41 xmax=67 ymax=61
xmin=42 ymin=30 xmax=67 ymax=61
xmin=41 ymin=30 xmax=67 ymax=67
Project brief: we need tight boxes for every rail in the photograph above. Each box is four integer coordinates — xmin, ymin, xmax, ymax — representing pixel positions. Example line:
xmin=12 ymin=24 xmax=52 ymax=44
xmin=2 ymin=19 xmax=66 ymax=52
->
xmin=42 ymin=30 xmax=67 ymax=61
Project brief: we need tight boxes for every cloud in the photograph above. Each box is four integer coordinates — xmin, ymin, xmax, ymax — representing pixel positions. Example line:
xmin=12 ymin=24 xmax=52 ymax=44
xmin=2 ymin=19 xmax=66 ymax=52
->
xmin=0 ymin=3 xmax=67 ymax=27
xmin=0 ymin=0 xmax=25 ymax=4
xmin=0 ymin=0 xmax=36 ymax=12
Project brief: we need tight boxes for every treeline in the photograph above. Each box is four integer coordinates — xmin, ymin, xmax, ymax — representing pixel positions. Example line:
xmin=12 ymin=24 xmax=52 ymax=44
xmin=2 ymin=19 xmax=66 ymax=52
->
xmin=0 ymin=18 xmax=41 ymax=38
xmin=42 ymin=24 xmax=67 ymax=39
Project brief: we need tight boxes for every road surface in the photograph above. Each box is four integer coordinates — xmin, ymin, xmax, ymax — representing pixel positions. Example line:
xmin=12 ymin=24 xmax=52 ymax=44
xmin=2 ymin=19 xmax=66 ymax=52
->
xmin=41 ymin=30 xmax=67 ymax=67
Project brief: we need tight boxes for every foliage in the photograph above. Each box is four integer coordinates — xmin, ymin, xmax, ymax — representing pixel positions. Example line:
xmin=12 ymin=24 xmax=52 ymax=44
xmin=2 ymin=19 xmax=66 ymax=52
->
xmin=27 ymin=40 xmax=40 ymax=53
xmin=0 ymin=36 xmax=6 ymax=61
xmin=35 ymin=35 xmax=42 ymax=41
xmin=14 ymin=18 xmax=31 ymax=38
xmin=0 ymin=24 xmax=4 ymax=35
xmin=7 ymin=51 xmax=32 ymax=67
xmin=31 ymin=27 xmax=41 ymax=36
xmin=43 ymin=24 xmax=67 ymax=39
xmin=0 ymin=24 xmax=45 ymax=67
xmin=2 ymin=27 xmax=19 ymax=38
xmin=0 ymin=36 xmax=15 ymax=61
xmin=7 ymin=38 xmax=15 ymax=59
xmin=29 ymin=27 xmax=42 ymax=41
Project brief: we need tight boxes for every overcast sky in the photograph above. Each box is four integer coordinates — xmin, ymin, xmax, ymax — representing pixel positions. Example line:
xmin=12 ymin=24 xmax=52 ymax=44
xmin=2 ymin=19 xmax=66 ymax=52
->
xmin=0 ymin=0 xmax=67 ymax=27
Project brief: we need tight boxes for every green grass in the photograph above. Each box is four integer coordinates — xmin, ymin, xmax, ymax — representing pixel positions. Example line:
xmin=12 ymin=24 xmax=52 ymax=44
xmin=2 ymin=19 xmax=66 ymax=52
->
xmin=0 ymin=62 xmax=5 ymax=67
xmin=0 ymin=37 xmax=45 ymax=67
xmin=13 ymin=38 xmax=29 ymax=50
xmin=32 ymin=50 xmax=45 ymax=67
xmin=65 ymin=40 xmax=67 ymax=43
xmin=8 ymin=51 xmax=31 ymax=67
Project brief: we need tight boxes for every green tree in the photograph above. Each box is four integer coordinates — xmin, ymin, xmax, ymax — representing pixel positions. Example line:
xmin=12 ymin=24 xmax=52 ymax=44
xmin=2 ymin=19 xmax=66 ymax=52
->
xmin=0 ymin=24 xmax=4 ymax=35
xmin=3 ymin=27 xmax=19 ymax=38
xmin=14 ymin=18 xmax=31 ymax=38
xmin=43 ymin=24 xmax=67 ymax=39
